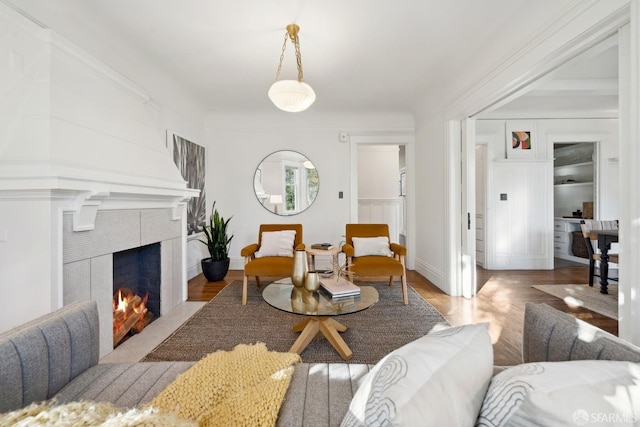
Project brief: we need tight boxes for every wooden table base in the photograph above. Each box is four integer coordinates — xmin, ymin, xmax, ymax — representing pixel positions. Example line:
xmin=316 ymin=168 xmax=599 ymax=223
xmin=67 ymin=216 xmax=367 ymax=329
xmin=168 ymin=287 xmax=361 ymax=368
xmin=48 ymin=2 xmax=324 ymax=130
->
xmin=289 ymin=317 xmax=352 ymax=360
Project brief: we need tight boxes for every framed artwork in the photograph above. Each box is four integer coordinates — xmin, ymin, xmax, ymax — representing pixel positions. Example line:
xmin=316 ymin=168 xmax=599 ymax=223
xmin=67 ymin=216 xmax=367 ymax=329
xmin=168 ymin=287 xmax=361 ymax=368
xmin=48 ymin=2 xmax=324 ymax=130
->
xmin=167 ymin=131 xmax=206 ymax=235
xmin=506 ymin=121 xmax=536 ymax=159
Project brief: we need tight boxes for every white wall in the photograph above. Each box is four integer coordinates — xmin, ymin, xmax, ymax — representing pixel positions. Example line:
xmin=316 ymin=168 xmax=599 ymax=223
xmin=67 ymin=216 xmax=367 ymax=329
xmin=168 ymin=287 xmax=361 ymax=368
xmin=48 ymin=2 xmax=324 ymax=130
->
xmin=413 ymin=112 xmax=448 ymax=290
xmin=357 ymin=145 xmax=400 ymax=198
xmin=204 ymin=112 xmax=414 ymax=271
xmin=0 ymin=4 xmax=205 ymax=333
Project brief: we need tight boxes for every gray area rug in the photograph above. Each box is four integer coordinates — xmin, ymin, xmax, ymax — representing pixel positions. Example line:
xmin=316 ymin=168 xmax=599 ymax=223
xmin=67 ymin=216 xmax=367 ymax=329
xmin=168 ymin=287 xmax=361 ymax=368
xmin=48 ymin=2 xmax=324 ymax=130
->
xmin=532 ymin=284 xmax=618 ymax=320
xmin=141 ymin=280 xmax=449 ymax=364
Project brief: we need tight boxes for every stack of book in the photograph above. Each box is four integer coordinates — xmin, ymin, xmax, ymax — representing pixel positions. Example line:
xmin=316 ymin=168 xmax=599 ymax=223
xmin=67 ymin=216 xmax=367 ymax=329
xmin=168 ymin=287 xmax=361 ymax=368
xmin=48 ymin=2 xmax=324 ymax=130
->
xmin=311 ymin=243 xmax=335 ymax=250
xmin=320 ymin=277 xmax=361 ymax=299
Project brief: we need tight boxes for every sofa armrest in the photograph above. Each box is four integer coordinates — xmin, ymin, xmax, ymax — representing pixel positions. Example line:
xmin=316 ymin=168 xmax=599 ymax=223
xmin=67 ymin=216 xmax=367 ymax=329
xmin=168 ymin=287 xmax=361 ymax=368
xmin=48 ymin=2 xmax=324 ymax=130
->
xmin=523 ymin=303 xmax=640 ymax=364
xmin=0 ymin=300 xmax=100 ymax=412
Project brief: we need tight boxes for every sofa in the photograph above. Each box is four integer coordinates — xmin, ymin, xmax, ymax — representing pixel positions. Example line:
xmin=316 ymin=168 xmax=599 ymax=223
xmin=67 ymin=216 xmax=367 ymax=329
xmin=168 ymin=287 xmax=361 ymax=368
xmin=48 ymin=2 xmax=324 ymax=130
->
xmin=1 ymin=300 xmax=640 ymax=426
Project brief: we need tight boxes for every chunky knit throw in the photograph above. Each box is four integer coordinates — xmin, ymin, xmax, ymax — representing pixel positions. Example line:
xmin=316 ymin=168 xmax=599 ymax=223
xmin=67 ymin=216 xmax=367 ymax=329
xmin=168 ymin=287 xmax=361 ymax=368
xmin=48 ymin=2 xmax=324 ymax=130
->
xmin=148 ymin=343 xmax=301 ymax=427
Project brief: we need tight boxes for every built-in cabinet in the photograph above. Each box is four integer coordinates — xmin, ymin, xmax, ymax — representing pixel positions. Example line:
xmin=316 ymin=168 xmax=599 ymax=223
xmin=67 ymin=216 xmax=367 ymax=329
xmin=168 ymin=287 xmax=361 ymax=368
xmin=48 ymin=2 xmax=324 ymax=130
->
xmin=553 ymin=143 xmax=595 ymax=218
xmin=553 ymin=218 xmax=588 ymax=264
xmin=553 ymin=143 xmax=594 ymax=264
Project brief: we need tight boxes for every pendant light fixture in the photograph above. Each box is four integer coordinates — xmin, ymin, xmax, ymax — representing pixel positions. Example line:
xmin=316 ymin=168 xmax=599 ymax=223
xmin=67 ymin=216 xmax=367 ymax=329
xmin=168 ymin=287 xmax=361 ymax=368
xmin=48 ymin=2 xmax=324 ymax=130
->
xmin=268 ymin=23 xmax=316 ymax=112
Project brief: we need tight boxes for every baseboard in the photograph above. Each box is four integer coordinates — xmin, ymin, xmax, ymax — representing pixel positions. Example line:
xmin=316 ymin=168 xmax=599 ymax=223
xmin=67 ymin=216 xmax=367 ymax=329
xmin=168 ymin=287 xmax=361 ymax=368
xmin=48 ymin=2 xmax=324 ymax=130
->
xmin=414 ymin=257 xmax=446 ymax=293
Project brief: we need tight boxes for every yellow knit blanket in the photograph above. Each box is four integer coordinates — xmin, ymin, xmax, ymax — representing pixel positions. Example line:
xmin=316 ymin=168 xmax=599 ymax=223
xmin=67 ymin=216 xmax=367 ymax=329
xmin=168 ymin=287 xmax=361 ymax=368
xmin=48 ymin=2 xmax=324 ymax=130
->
xmin=148 ymin=343 xmax=301 ymax=427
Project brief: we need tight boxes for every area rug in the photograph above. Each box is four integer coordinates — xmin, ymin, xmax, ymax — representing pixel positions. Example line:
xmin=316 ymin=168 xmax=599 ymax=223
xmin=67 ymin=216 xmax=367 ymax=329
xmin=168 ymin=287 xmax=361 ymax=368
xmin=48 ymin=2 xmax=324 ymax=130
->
xmin=141 ymin=280 xmax=449 ymax=364
xmin=532 ymin=284 xmax=618 ymax=320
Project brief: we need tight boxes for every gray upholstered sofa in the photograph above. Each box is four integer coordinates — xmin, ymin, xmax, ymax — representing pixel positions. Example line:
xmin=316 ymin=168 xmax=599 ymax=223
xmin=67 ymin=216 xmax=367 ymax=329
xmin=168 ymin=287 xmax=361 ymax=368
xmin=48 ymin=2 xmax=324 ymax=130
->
xmin=1 ymin=300 xmax=639 ymax=426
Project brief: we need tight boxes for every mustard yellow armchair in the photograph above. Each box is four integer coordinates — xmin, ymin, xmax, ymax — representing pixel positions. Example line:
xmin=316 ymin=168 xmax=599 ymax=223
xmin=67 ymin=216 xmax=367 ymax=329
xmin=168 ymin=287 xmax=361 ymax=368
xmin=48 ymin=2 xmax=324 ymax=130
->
xmin=240 ymin=224 xmax=304 ymax=305
xmin=342 ymin=223 xmax=408 ymax=304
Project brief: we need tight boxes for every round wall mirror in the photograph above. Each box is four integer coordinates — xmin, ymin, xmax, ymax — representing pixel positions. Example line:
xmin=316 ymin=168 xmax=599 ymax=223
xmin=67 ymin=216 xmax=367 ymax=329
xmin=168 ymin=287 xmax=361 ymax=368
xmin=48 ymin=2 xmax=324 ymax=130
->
xmin=253 ymin=150 xmax=319 ymax=215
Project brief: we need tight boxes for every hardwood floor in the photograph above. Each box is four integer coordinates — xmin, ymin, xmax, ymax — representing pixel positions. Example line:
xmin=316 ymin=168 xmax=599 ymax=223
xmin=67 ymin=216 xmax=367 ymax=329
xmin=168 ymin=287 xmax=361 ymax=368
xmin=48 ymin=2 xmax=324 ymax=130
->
xmin=188 ymin=259 xmax=617 ymax=366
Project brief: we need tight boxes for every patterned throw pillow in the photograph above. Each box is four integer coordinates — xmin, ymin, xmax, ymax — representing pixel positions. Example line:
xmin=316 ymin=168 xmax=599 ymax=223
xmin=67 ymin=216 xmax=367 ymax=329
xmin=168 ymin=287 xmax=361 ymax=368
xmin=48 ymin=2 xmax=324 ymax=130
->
xmin=341 ymin=323 xmax=493 ymax=427
xmin=352 ymin=236 xmax=393 ymax=257
xmin=476 ymin=360 xmax=640 ymax=426
xmin=255 ymin=230 xmax=296 ymax=258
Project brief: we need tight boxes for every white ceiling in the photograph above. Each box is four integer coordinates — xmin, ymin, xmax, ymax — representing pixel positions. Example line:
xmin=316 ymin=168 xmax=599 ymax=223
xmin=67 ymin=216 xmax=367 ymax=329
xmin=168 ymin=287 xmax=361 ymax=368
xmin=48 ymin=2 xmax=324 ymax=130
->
xmin=479 ymin=35 xmax=619 ymax=118
xmin=6 ymin=0 xmax=614 ymax=116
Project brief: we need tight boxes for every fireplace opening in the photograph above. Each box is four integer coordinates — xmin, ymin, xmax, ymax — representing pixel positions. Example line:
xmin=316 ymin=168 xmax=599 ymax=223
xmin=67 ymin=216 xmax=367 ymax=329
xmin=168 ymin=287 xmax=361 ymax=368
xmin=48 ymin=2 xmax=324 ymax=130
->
xmin=112 ymin=243 xmax=161 ymax=347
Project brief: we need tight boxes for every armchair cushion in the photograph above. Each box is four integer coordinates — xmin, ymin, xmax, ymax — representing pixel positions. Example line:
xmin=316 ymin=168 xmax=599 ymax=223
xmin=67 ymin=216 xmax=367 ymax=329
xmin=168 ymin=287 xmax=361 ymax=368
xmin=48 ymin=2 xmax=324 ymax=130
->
xmin=255 ymin=230 xmax=296 ymax=258
xmin=352 ymin=237 xmax=393 ymax=257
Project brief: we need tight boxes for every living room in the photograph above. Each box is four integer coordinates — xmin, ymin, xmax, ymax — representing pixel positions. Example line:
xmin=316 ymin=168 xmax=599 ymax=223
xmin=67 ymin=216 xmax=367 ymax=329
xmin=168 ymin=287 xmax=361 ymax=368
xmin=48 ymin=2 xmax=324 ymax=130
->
xmin=3 ymin=1 xmax=640 ymax=424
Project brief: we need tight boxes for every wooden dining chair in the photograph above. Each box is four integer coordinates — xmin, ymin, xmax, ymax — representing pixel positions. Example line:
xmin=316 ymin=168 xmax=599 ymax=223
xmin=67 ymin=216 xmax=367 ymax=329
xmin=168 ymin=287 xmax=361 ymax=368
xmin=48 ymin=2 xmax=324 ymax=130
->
xmin=580 ymin=220 xmax=619 ymax=287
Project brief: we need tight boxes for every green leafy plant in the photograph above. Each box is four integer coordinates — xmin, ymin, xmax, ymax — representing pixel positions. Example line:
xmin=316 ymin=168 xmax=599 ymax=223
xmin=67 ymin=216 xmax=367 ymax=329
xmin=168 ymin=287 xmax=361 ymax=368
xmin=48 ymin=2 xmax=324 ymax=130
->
xmin=199 ymin=201 xmax=233 ymax=261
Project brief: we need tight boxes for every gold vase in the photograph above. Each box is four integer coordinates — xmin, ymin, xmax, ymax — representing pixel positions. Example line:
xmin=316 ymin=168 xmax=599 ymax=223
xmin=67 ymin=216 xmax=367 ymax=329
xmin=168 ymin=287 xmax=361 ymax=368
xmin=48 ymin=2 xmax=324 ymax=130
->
xmin=291 ymin=250 xmax=308 ymax=287
xmin=304 ymin=271 xmax=321 ymax=292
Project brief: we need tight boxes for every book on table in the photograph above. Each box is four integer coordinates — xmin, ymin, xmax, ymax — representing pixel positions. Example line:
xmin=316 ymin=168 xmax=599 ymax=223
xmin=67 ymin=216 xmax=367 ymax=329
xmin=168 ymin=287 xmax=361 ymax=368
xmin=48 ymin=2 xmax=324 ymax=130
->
xmin=320 ymin=277 xmax=361 ymax=298
xmin=311 ymin=243 xmax=335 ymax=250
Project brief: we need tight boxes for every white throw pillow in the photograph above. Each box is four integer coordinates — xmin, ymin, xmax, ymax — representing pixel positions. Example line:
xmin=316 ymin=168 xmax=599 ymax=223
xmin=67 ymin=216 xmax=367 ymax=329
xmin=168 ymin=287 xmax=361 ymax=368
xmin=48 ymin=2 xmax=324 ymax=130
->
xmin=341 ymin=323 xmax=493 ymax=427
xmin=255 ymin=230 xmax=296 ymax=258
xmin=476 ymin=360 xmax=640 ymax=427
xmin=352 ymin=236 xmax=393 ymax=257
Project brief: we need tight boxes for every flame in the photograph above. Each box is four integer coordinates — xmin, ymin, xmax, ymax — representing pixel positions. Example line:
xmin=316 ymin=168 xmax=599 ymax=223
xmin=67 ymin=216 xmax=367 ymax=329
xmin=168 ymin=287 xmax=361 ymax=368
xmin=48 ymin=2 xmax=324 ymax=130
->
xmin=115 ymin=290 xmax=127 ymax=312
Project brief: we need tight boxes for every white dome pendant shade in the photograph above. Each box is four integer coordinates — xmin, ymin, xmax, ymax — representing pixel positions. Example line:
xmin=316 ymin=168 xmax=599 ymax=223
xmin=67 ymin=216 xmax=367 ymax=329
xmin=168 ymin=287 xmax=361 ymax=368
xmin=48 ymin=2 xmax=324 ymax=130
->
xmin=268 ymin=23 xmax=315 ymax=113
xmin=268 ymin=80 xmax=316 ymax=112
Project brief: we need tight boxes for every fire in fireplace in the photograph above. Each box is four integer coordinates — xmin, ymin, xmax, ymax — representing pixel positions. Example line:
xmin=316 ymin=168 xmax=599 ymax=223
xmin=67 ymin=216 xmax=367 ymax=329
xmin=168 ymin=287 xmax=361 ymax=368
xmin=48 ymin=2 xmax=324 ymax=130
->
xmin=112 ymin=243 xmax=161 ymax=347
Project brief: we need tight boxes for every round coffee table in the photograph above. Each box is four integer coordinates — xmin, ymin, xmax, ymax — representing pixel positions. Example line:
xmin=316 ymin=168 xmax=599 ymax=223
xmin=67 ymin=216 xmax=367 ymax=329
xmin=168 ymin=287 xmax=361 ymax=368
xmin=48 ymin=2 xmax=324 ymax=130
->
xmin=263 ymin=282 xmax=379 ymax=360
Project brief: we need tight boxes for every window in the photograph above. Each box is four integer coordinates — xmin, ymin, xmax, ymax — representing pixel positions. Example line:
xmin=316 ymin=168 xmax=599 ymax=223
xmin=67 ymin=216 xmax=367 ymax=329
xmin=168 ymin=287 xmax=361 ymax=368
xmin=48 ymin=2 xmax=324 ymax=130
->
xmin=284 ymin=164 xmax=299 ymax=213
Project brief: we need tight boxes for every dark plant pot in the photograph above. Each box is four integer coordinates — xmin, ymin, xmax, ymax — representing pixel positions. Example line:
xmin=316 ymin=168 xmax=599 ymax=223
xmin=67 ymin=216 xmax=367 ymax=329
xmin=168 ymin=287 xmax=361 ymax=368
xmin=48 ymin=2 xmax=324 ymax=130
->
xmin=201 ymin=257 xmax=230 ymax=282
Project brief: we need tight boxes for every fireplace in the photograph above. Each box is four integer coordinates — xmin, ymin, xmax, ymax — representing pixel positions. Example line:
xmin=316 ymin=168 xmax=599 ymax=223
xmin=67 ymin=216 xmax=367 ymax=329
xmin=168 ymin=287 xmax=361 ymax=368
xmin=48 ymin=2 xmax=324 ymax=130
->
xmin=112 ymin=243 xmax=161 ymax=347
xmin=62 ymin=208 xmax=188 ymax=357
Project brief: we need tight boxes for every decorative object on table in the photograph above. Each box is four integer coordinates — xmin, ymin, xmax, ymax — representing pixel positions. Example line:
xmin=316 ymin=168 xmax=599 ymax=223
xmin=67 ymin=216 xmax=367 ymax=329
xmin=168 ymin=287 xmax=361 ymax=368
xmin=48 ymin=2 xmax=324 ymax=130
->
xmin=304 ymin=271 xmax=321 ymax=292
xmin=291 ymin=249 xmax=308 ymax=288
xmin=505 ymin=121 xmax=536 ymax=159
xmin=320 ymin=276 xmax=361 ymax=298
xmin=268 ymin=23 xmax=316 ymax=113
xmin=167 ymin=131 xmax=206 ymax=235
xmin=198 ymin=201 xmax=233 ymax=282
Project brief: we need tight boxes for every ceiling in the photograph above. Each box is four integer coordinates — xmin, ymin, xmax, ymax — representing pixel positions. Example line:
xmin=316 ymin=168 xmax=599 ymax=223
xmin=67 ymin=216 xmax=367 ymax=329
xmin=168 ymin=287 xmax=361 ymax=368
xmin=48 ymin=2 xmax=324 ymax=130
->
xmin=6 ymin=0 xmax=615 ymax=116
xmin=481 ymin=34 xmax=619 ymax=119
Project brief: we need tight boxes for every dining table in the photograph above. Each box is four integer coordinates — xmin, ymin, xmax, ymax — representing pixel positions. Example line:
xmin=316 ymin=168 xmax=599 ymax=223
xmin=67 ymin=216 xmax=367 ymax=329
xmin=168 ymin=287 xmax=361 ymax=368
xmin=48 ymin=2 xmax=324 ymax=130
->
xmin=596 ymin=229 xmax=619 ymax=294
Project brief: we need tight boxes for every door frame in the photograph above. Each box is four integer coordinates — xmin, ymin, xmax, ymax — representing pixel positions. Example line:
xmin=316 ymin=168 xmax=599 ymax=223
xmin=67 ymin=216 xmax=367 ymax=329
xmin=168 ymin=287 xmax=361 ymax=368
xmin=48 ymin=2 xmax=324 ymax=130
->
xmin=349 ymin=132 xmax=416 ymax=269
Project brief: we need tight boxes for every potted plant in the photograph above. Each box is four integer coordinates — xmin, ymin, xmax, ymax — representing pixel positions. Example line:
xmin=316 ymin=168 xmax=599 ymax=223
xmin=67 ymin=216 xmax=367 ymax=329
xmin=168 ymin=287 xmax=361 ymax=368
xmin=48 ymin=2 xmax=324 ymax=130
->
xmin=199 ymin=201 xmax=233 ymax=282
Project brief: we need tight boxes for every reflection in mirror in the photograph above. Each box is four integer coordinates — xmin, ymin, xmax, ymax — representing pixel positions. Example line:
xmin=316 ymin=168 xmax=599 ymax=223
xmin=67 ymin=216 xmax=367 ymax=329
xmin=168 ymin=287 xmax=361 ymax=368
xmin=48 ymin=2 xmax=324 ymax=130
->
xmin=254 ymin=151 xmax=319 ymax=215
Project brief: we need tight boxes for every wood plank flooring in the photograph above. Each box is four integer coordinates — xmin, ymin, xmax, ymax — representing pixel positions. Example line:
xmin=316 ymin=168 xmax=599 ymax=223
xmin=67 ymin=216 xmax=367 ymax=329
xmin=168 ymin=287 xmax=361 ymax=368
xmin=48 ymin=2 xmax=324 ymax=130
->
xmin=188 ymin=259 xmax=617 ymax=366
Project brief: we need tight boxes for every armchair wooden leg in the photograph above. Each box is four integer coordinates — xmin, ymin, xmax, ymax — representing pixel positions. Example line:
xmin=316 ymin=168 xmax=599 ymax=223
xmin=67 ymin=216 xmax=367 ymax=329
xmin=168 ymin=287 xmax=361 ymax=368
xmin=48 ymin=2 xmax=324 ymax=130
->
xmin=588 ymin=259 xmax=595 ymax=287
xmin=256 ymin=276 xmax=261 ymax=287
xmin=401 ymin=274 xmax=408 ymax=305
xmin=242 ymin=275 xmax=248 ymax=305
xmin=388 ymin=276 xmax=394 ymax=286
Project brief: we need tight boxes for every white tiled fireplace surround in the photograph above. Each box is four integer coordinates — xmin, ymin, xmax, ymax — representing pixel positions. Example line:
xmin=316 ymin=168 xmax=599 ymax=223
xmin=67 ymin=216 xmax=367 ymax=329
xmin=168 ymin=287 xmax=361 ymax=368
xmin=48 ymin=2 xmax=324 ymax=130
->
xmin=63 ymin=208 xmax=185 ymax=358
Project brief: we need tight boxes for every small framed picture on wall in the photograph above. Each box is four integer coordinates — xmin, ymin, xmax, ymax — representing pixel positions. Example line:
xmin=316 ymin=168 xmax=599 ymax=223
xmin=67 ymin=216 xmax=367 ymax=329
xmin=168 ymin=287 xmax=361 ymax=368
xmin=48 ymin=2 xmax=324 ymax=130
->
xmin=505 ymin=121 xmax=536 ymax=159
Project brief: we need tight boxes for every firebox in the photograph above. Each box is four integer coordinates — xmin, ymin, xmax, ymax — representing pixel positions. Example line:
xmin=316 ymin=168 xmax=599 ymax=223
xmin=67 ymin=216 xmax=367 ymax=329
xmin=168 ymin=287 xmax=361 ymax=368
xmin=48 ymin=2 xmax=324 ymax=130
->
xmin=112 ymin=243 xmax=161 ymax=346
